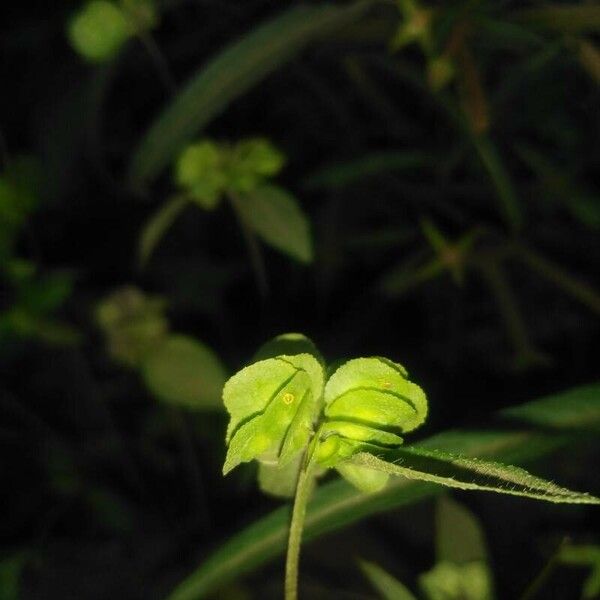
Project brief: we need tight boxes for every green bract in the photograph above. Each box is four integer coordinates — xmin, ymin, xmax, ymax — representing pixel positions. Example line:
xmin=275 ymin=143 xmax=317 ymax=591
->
xmin=223 ymin=347 xmax=324 ymax=474
xmin=221 ymin=337 xmax=429 ymax=489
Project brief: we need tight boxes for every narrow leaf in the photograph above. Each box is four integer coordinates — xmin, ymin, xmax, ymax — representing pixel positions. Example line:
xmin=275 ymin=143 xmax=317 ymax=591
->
xmin=472 ymin=134 xmax=522 ymax=231
xmin=138 ymin=195 xmax=189 ymax=267
xmin=350 ymin=448 xmax=600 ymax=504
xmin=236 ymin=184 xmax=313 ymax=263
xmin=359 ymin=560 xmax=418 ymax=600
xmin=128 ymin=3 xmax=368 ymax=187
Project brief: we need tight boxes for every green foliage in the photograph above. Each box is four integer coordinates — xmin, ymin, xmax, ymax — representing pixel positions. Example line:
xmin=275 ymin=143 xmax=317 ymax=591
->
xmin=127 ymin=2 xmax=369 ymax=187
xmin=141 ymin=137 xmax=312 ymax=266
xmin=141 ymin=334 xmax=226 ymax=410
xmin=68 ymin=1 xmax=132 ymax=62
xmin=359 ymin=559 xmax=418 ymax=600
xmin=0 ymin=157 xmax=40 ymax=261
xmin=419 ymin=561 xmax=493 ymax=600
xmin=68 ymin=0 xmax=157 ymax=63
xmin=167 ymin=383 xmax=600 ymax=600
xmin=96 ymin=286 xmax=168 ymax=367
xmin=235 ymin=184 xmax=312 ymax=264
xmin=97 ymin=287 xmax=226 ymax=410
xmin=174 ymin=138 xmax=284 ymax=208
xmin=218 ymin=336 xmax=598 ymax=600
xmin=559 ymin=544 xmax=600 ymax=599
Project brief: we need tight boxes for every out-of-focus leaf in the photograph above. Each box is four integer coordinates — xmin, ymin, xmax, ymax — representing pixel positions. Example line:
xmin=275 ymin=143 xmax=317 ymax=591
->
xmin=472 ymin=135 xmax=522 ymax=231
xmin=175 ymin=141 xmax=227 ymax=209
xmin=380 ymin=257 xmax=445 ymax=297
xmin=419 ymin=560 xmax=494 ymax=600
xmin=359 ymin=560 xmax=418 ymax=600
xmin=0 ymin=554 xmax=25 ymax=600
xmin=258 ymin=454 xmax=302 ymax=499
xmin=228 ymin=138 xmax=285 ymax=194
xmin=577 ymin=38 xmax=600 ymax=85
xmin=141 ymin=334 xmax=226 ymax=410
xmin=559 ymin=544 xmax=600 ymax=599
xmin=304 ymin=151 xmax=429 ymax=190
xmin=513 ymin=6 xmax=600 ymax=34
xmin=436 ymin=496 xmax=488 ymax=564
xmin=164 ymin=384 xmax=600 ymax=600
xmin=236 ymin=184 xmax=313 ymax=263
xmin=128 ymin=2 xmax=369 ymax=188
xmin=96 ymin=286 xmax=168 ymax=367
xmin=68 ymin=1 xmax=132 ymax=62
xmin=336 ymin=462 xmax=389 ymax=493
xmin=139 ymin=195 xmax=190 ymax=267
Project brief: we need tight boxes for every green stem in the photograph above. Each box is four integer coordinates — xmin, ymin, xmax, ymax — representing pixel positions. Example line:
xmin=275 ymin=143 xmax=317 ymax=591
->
xmin=285 ymin=462 xmax=315 ymax=600
xmin=228 ymin=192 xmax=269 ymax=298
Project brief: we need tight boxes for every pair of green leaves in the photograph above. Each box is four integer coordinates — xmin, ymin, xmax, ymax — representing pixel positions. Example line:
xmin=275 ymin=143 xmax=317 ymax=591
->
xmin=96 ymin=286 xmax=226 ymax=410
xmin=140 ymin=138 xmax=313 ymax=266
xmin=175 ymin=138 xmax=285 ymax=209
xmin=222 ymin=333 xmax=428 ymax=494
xmin=68 ymin=0 xmax=157 ymax=63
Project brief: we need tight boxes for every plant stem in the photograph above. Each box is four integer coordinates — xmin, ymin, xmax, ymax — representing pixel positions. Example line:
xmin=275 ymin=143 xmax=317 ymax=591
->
xmin=228 ymin=192 xmax=269 ymax=298
xmin=285 ymin=462 xmax=314 ymax=600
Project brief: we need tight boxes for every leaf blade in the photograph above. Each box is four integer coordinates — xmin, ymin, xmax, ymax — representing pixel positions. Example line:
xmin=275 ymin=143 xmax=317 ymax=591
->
xmin=350 ymin=448 xmax=600 ymax=505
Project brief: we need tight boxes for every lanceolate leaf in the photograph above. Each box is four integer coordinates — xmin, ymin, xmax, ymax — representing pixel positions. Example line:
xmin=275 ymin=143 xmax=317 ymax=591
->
xmin=128 ymin=2 xmax=369 ymax=188
xmin=222 ymin=351 xmax=324 ymax=474
xmin=236 ymin=184 xmax=313 ymax=263
xmin=166 ymin=385 xmax=600 ymax=600
xmin=349 ymin=448 xmax=600 ymax=505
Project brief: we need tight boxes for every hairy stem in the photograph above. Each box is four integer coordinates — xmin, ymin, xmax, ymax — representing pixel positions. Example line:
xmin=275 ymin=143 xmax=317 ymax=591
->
xmin=285 ymin=462 xmax=315 ymax=600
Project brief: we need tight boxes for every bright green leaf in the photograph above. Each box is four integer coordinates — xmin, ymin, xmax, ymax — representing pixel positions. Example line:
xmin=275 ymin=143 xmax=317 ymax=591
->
xmin=324 ymin=357 xmax=428 ymax=435
xmin=359 ymin=560 xmax=418 ymax=600
xmin=236 ymin=184 xmax=313 ymax=263
xmin=222 ymin=352 xmax=324 ymax=474
xmin=141 ymin=334 xmax=227 ymax=410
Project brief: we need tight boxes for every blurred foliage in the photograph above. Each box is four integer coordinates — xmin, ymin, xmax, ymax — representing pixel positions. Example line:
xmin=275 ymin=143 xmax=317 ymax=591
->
xmin=1 ymin=0 xmax=599 ymax=597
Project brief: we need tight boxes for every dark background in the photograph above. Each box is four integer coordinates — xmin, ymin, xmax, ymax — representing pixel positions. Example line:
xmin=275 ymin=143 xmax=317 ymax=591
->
xmin=1 ymin=1 xmax=599 ymax=598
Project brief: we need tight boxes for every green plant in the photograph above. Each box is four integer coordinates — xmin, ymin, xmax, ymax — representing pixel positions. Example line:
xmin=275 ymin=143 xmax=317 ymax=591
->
xmin=96 ymin=286 xmax=226 ymax=410
xmin=139 ymin=137 xmax=313 ymax=293
xmin=220 ymin=333 xmax=598 ymax=600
